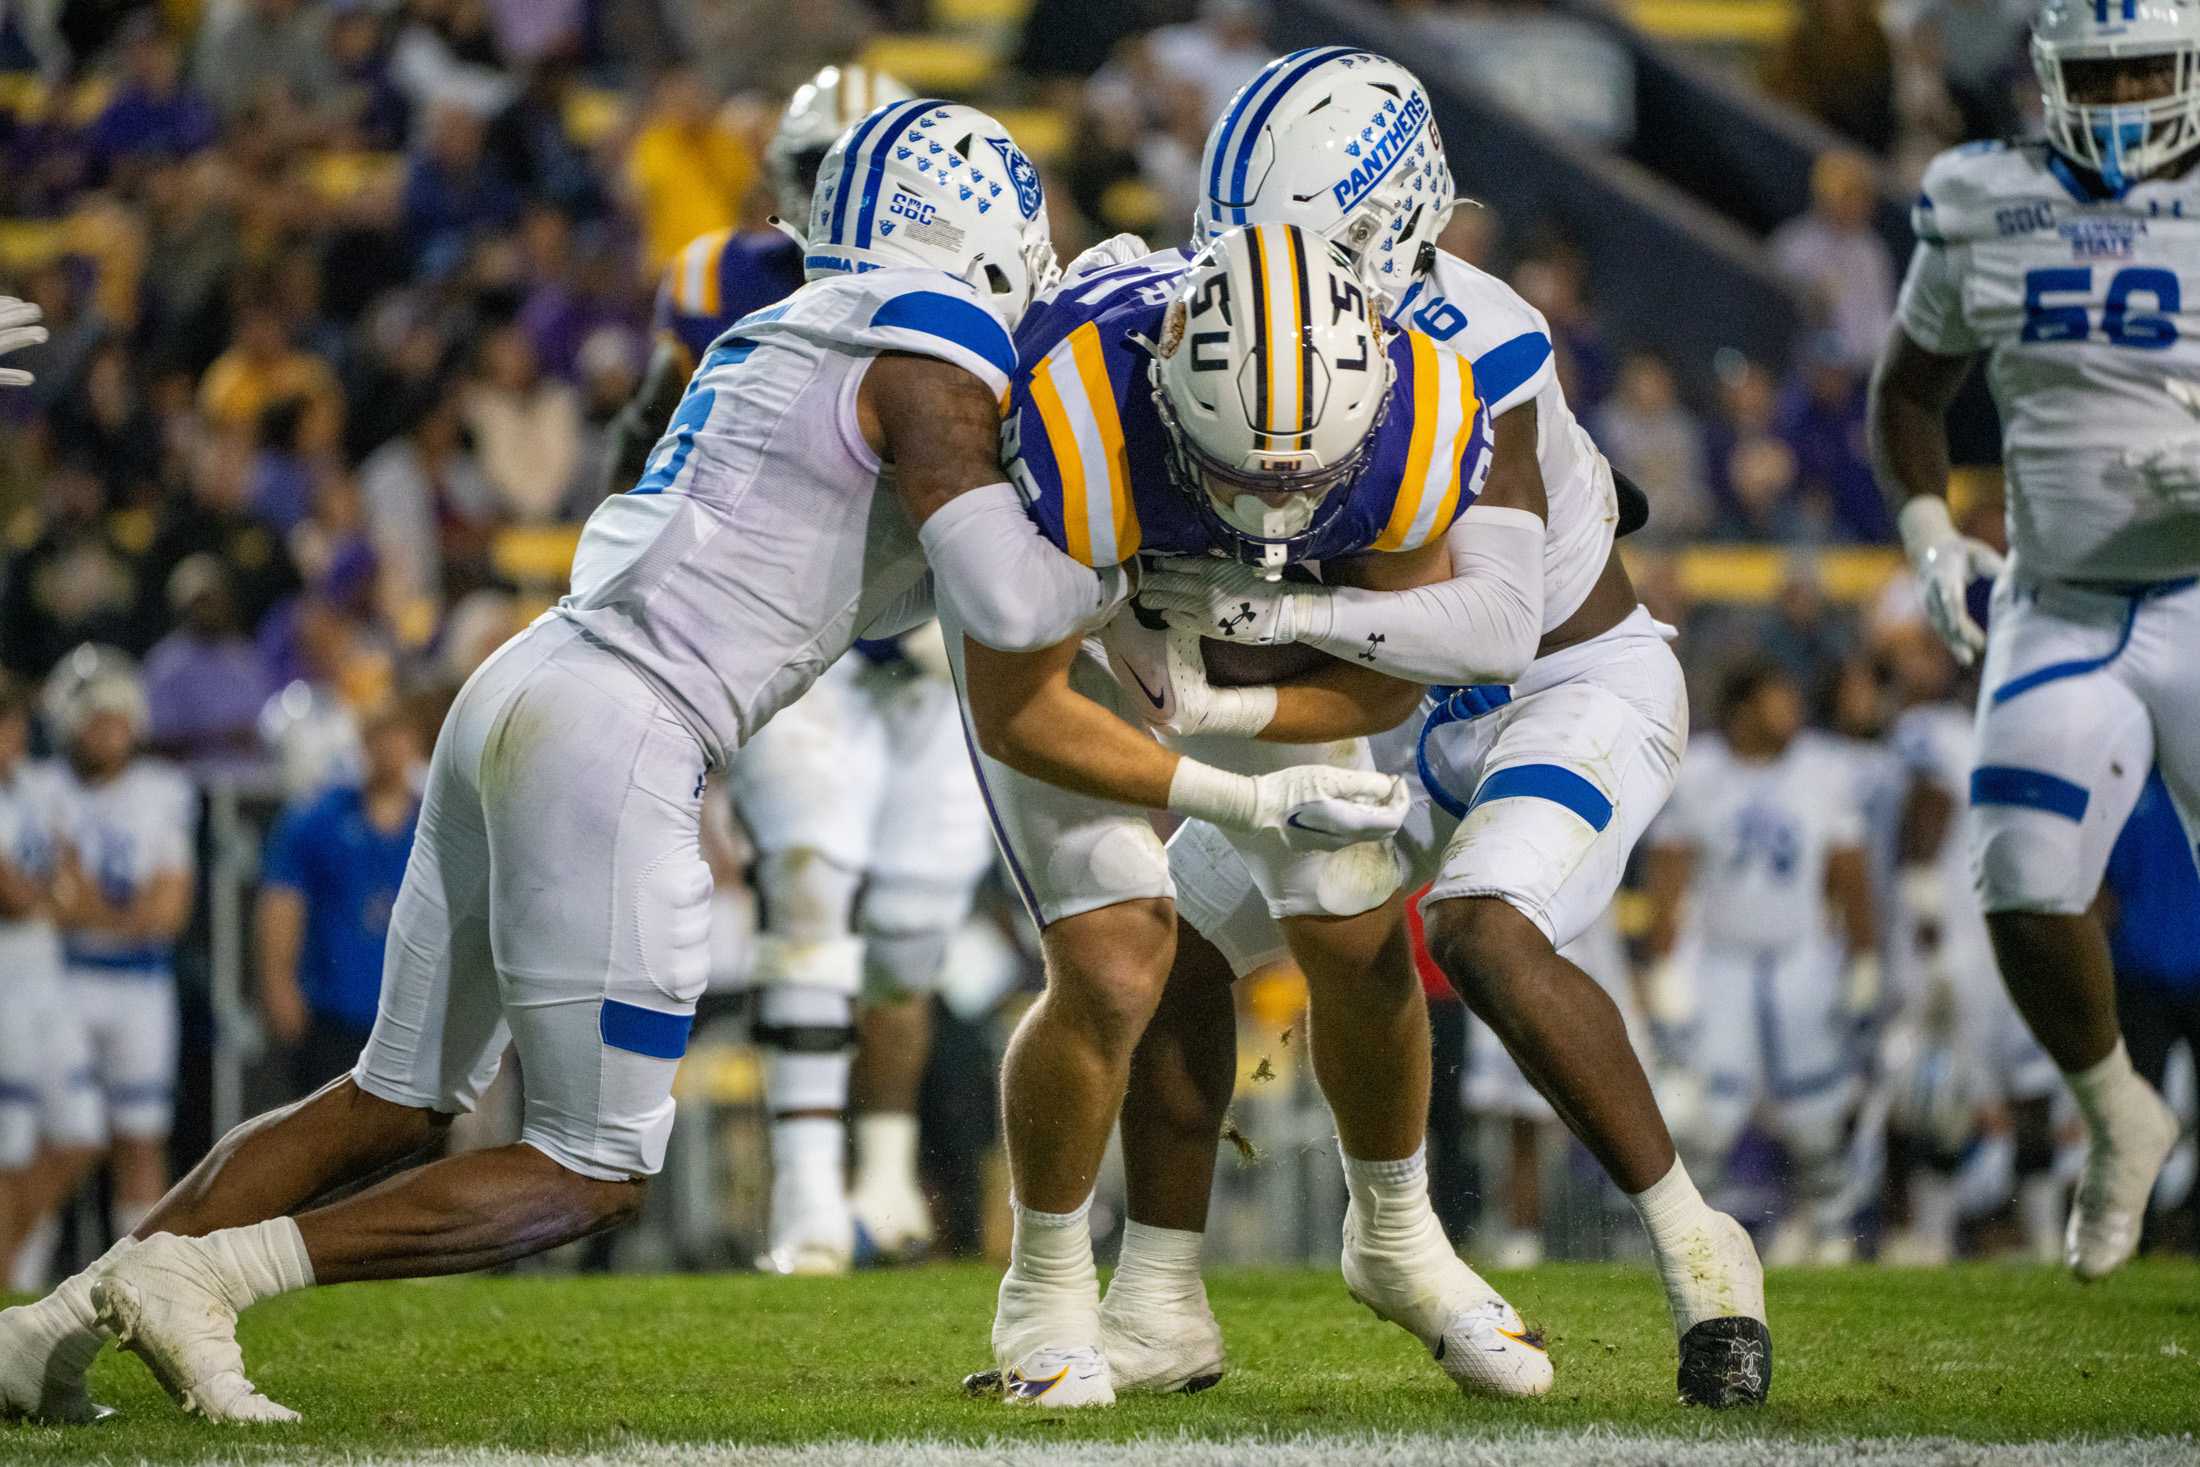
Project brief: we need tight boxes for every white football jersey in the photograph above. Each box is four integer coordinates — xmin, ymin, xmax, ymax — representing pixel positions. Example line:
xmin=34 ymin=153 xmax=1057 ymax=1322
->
xmin=1897 ymin=139 xmax=2200 ymax=581
xmin=0 ymin=760 xmax=70 ymax=950
xmin=1394 ymin=250 xmax=1617 ymax=627
xmin=558 ymin=267 xmax=1018 ymax=765
xmin=1657 ymin=732 xmax=1866 ymax=950
xmin=1828 ymin=732 xmax=1908 ymax=960
xmin=55 ymin=757 xmax=195 ymax=968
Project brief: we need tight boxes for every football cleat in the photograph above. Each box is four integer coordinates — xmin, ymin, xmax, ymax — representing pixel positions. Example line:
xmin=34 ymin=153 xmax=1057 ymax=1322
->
xmin=755 ymin=1239 xmax=853 ymax=1277
xmin=1677 ymin=1316 xmax=1772 ymax=1409
xmin=2067 ymin=1081 xmax=2179 ymax=1282
xmin=1341 ymin=1202 xmax=1553 ymax=1399
xmin=995 ymin=1346 xmax=1113 ymax=1407
xmin=1099 ymin=1282 xmax=1225 ymax=1394
xmin=0 ymin=1293 xmax=116 ymax=1425
xmin=89 ymin=1237 xmax=299 ymax=1424
xmin=850 ymin=1183 xmax=935 ymax=1266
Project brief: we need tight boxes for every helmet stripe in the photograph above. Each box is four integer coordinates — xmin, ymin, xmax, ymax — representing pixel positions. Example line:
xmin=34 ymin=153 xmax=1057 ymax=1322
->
xmin=1220 ymin=47 xmax=1358 ymax=226
xmin=855 ymin=100 xmax=947 ymax=250
xmin=1206 ymin=47 xmax=1355 ymax=227
xmin=1245 ymin=225 xmax=1272 ymax=435
xmin=1287 ymin=225 xmax=1313 ymax=447
xmin=826 ymin=99 xmax=908 ymax=246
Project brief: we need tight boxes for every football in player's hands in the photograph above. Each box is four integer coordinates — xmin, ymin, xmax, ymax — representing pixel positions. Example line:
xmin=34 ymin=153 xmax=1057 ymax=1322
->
xmin=1258 ymin=765 xmax=1409 ymax=852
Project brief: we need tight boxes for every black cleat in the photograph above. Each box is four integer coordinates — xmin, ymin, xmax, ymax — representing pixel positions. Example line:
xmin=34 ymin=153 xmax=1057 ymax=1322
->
xmin=1677 ymin=1316 xmax=1771 ymax=1408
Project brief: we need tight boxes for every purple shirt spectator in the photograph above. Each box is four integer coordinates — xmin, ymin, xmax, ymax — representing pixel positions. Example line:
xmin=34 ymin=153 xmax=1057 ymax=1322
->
xmin=144 ymin=554 xmax=276 ymax=769
xmin=1775 ymin=345 xmax=1890 ymax=542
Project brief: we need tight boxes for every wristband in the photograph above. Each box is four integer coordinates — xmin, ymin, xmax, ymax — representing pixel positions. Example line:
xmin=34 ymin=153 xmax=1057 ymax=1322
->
xmin=1166 ymin=757 xmax=1259 ymax=830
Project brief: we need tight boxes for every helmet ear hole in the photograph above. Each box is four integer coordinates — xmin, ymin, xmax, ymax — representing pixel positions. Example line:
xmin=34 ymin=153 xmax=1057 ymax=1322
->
xmin=982 ymin=262 xmax=1013 ymax=297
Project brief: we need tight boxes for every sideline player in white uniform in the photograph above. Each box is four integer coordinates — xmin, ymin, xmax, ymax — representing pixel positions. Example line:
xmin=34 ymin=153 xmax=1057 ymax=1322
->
xmin=1088 ymin=50 xmax=1769 ymax=1409
xmin=1644 ymin=661 xmax=1880 ymax=1267
xmin=0 ymin=101 xmax=1234 ymax=1426
xmin=961 ymin=223 xmax=1523 ymax=1408
xmin=42 ymin=651 xmax=196 ymax=1247
xmin=1868 ymin=0 xmax=2199 ymax=1279
xmin=1881 ymin=630 xmax=2064 ymax=1264
xmin=0 ymin=676 xmax=99 ymax=1285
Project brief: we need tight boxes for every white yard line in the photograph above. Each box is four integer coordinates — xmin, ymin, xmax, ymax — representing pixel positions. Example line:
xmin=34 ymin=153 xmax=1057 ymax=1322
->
xmin=127 ymin=1429 xmax=2200 ymax=1467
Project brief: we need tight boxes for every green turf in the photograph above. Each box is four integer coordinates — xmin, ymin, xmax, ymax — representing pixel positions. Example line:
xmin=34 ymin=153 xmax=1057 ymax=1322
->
xmin=6 ymin=1261 xmax=2200 ymax=1462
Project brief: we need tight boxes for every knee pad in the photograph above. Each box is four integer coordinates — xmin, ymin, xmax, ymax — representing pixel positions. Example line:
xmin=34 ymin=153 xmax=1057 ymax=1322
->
xmin=1970 ymin=803 xmax=2092 ymax=916
xmin=754 ymin=850 xmax=864 ymax=942
xmin=856 ymin=872 xmax=978 ymax=1002
xmin=862 ymin=927 xmax=952 ymax=1002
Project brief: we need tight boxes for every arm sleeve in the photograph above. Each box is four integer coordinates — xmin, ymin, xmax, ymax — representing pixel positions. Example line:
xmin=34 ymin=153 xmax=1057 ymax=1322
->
xmin=920 ymin=482 xmax=1131 ymax=652
xmin=1295 ymin=505 xmax=1545 ymax=684
xmin=1894 ymin=242 xmax=1980 ymax=357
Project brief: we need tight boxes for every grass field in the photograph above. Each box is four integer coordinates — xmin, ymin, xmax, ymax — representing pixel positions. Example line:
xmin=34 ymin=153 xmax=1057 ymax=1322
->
xmin=6 ymin=1262 xmax=2200 ymax=1465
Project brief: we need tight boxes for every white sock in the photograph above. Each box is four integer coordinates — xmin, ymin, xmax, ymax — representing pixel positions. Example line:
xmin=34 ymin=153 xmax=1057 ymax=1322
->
xmin=1339 ymin=1142 xmax=1437 ymax=1240
xmin=1910 ymin=1171 xmax=1959 ymax=1252
xmin=2018 ymin=1174 xmax=2063 ymax=1257
xmin=8 ymin=1215 xmax=59 ymax=1292
xmin=771 ymin=1116 xmax=846 ymax=1198
xmin=1007 ymin=1195 xmax=1098 ymax=1295
xmin=1630 ymin=1157 xmax=1759 ymax=1335
xmin=199 ymin=1219 xmax=315 ymax=1312
xmin=12 ymin=1237 xmax=136 ymax=1375
xmin=1108 ymin=1220 xmax=1205 ymax=1305
xmin=2067 ymin=1041 xmax=2154 ymax=1141
xmin=1628 ymin=1155 xmax=1717 ymax=1254
xmin=852 ymin=1113 xmax=919 ymax=1199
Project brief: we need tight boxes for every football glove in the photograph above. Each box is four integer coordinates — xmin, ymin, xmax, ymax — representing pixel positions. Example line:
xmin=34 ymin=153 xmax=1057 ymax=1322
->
xmin=1139 ymin=556 xmax=1322 ymax=647
xmin=1168 ymin=758 xmax=1409 ymax=852
xmin=0 ymin=296 xmax=46 ymax=387
xmin=1897 ymin=497 xmax=2002 ymax=667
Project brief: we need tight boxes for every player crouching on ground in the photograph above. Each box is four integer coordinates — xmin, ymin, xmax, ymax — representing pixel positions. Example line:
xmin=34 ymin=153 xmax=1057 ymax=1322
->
xmin=1076 ymin=48 xmax=1769 ymax=1410
xmin=1868 ymin=0 xmax=2199 ymax=1281
xmin=0 ymin=100 xmax=1117 ymax=1427
xmin=958 ymin=222 xmax=1551 ymax=1407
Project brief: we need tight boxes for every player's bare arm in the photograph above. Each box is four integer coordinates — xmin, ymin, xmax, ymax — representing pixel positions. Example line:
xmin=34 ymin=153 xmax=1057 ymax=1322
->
xmin=1251 ymin=537 xmax=1453 ymax=742
xmin=866 ymin=351 xmax=1128 ymax=652
xmin=1870 ymin=326 xmax=2003 ymax=664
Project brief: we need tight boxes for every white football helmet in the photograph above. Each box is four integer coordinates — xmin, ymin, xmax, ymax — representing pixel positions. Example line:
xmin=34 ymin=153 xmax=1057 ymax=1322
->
xmin=805 ymin=99 xmax=1057 ymax=328
xmin=1149 ymin=223 xmax=1395 ymax=575
xmin=764 ymin=64 xmax=915 ymax=227
xmin=1195 ymin=49 xmax=1454 ymax=302
xmin=2035 ymin=0 xmax=2200 ymax=189
xmin=43 ymin=643 xmax=148 ymax=745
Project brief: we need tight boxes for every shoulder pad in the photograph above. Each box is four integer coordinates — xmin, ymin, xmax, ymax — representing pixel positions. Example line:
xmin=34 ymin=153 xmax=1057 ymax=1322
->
xmin=738 ymin=269 xmax=1019 ymax=401
xmin=1913 ymin=140 xmax=2052 ymax=246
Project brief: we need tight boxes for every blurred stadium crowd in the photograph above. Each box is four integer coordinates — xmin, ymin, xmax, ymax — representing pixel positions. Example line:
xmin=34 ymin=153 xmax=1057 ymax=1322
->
xmin=0 ymin=0 xmax=2194 ymax=1284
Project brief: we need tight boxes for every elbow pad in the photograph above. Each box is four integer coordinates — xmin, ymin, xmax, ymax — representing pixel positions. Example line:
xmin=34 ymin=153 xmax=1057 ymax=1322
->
xmin=1302 ymin=504 xmax=1546 ymax=685
xmin=920 ymin=482 xmax=1129 ymax=651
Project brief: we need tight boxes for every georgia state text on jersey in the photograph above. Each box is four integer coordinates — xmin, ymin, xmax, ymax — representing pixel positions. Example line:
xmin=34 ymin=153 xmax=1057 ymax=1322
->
xmin=1899 ymin=139 xmax=2200 ymax=580
xmin=1006 ymin=237 xmax=1487 ymax=568
xmin=653 ymin=228 xmax=806 ymax=373
xmin=559 ymin=267 xmax=1018 ymax=764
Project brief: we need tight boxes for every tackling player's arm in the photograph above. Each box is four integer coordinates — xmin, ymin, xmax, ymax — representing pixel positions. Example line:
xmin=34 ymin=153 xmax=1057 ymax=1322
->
xmin=864 ymin=352 xmax=1130 ymax=652
xmin=1825 ymin=840 xmax=1881 ymax=1014
xmin=601 ymin=336 xmax=694 ymax=498
xmin=1254 ymin=537 xmax=1452 ymax=741
xmin=1142 ymin=403 xmax=1548 ymax=686
xmin=962 ymin=632 xmax=1408 ymax=850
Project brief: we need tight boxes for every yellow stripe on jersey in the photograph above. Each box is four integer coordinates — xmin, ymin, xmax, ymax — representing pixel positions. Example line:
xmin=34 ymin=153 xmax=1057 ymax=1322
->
xmin=673 ymin=228 xmax=736 ymax=317
xmin=1030 ymin=322 xmax=1140 ymax=565
xmin=1375 ymin=333 xmax=1444 ymax=551
xmin=1412 ymin=353 xmax=1483 ymax=551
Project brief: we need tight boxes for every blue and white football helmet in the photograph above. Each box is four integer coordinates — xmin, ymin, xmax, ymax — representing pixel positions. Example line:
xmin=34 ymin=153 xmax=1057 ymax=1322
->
xmin=764 ymin=65 xmax=915 ymax=226
xmin=805 ymin=99 xmax=1057 ymax=328
xmin=2035 ymin=0 xmax=2200 ymax=189
xmin=1194 ymin=49 xmax=1454 ymax=304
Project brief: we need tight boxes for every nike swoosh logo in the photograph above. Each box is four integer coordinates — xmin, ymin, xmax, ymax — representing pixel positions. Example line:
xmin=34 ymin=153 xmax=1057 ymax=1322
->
xmin=1285 ymin=813 xmax=1323 ymax=832
xmin=1124 ymin=662 xmax=1168 ymax=710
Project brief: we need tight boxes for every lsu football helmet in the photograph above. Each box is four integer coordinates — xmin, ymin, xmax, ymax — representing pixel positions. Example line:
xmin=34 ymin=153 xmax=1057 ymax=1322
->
xmin=2035 ymin=0 xmax=2200 ymax=189
xmin=1195 ymin=49 xmax=1455 ymax=302
xmin=764 ymin=64 xmax=916 ymax=227
xmin=1149 ymin=223 xmax=1394 ymax=575
xmin=805 ymin=100 xmax=1058 ymax=328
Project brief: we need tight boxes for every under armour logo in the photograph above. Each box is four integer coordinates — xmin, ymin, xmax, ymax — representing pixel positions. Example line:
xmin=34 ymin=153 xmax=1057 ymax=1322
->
xmin=1358 ymin=632 xmax=1387 ymax=663
xmin=1219 ymin=604 xmax=1256 ymax=636
xmin=692 ymin=772 xmax=707 ymax=801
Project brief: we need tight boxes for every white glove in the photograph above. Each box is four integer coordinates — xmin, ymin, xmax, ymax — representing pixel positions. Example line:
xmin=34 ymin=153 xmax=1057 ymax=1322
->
xmin=1099 ymin=612 xmax=1275 ymax=738
xmin=1168 ymin=758 xmax=1409 ymax=852
xmin=1061 ymin=233 xmax=1152 ymax=281
xmin=0 ymin=297 xmax=47 ymax=388
xmin=1897 ymin=497 xmax=2003 ymax=667
xmin=1139 ymin=556 xmax=1324 ymax=647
